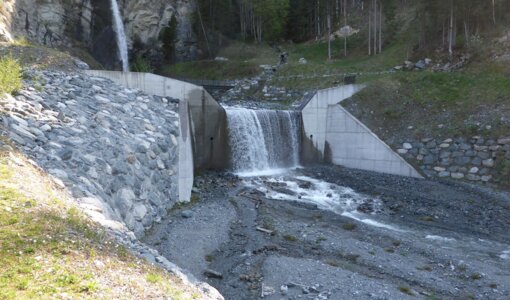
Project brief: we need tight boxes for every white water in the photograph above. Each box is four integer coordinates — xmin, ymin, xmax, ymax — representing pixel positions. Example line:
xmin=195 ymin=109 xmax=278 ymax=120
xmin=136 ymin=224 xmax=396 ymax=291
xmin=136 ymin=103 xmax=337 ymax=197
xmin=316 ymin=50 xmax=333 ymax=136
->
xmin=110 ymin=0 xmax=129 ymax=71
xmin=244 ymin=174 xmax=415 ymax=232
xmin=226 ymin=107 xmax=301 ymax=176
xmin=501 ymin=249 xmax=510 ymax=260
xmin=425 ymin=235 xmax=456 ymax=242
xmin=247 ymin=175 xmax=383 ymax=213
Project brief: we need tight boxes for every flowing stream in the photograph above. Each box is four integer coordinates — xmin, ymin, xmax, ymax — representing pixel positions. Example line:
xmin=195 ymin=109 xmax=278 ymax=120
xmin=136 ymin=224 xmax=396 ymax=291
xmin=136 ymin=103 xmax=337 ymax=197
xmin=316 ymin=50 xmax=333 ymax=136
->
xmin=110 ymin=0 xmax=129 ymax=71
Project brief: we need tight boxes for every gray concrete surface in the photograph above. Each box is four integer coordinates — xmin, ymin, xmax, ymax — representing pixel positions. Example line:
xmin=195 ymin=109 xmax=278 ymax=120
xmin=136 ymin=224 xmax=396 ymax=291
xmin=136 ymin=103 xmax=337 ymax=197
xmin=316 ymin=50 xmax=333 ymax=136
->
xmin=301 ymin=85 xmax=422 ymax=178
xmin=178 ymin=99 xmax=194 ymax=202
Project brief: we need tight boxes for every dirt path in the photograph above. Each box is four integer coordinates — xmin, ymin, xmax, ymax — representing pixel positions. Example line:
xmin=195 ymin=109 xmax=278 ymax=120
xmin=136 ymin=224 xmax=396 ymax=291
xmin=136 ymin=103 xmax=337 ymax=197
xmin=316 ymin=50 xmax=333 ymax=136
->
xmin=144 ymin=167 xmax=510 ymax=300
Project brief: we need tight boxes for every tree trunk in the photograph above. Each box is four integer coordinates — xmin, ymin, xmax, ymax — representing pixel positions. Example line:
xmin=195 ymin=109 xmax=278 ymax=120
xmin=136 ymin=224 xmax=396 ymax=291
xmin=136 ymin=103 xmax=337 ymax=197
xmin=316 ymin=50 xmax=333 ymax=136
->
xmin=442 ymin=21 xmax=446 ymax=48
xmin=197 ymin=2 xmax=211 ymax=58
xmin=379 ymin=0 xmax=382 ymax=53
xmin=492 ymin=0 xmax=496 ymax=26
xmin=336 ymin=0 xmax=340 ymax=20
xmin=464 ymin=21 xmax=469 ymax=46
xmin=448 ymin=0 xmax=454 ymax=59
xmin=373 ymin=0 xmax=377 ymax=55
xmin=344 ymin=0 xmax=347 ymax=56
xmin=368 ymin=4 xmax=371 ymax=56
xmin=327 ymin=13 xmax=332 ymax=60
xmin=316 ymin=0 xmax=321 ymax=39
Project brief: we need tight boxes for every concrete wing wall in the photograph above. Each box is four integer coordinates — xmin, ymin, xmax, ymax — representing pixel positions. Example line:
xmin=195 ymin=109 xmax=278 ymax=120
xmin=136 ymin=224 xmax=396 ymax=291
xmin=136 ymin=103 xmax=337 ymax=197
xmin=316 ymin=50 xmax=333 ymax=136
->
xmin=325 ymin=105 xmax=422 ymax=178
xmin=301 ymin=85 xmax=365 ymax=155
xmin=178 ymin=99 xmax=194 ymax=202
xmin=84 ymin=70 xmax=230 ymax=201
xmin=301 ymin=85 xmax=422 ymax=178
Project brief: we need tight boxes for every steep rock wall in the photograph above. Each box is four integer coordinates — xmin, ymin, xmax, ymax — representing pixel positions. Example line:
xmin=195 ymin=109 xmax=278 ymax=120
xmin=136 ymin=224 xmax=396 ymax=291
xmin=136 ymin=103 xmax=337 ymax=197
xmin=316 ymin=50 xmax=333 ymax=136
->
xmin=0 ymin=0 xmax=199 ymax=67
xmin=124 ymin=0 xmax=199 ymax=62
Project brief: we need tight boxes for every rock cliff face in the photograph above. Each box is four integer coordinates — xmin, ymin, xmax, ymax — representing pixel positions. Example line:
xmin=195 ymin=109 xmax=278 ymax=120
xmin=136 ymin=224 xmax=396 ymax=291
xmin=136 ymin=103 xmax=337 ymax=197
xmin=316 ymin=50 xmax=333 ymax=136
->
xmin=124 ymin=0 xmax=200 ymax=62
xmin=0 ymin=0 xmax=199 ymax=68
xmin=0 ymin=0 xmax=92 ymax=46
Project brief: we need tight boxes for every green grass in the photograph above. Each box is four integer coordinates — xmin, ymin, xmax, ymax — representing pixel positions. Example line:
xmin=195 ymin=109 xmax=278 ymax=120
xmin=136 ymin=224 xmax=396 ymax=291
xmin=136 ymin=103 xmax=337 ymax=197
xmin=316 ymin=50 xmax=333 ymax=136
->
xmin=131 ymin=56 xmax=155 ymax=73
xmin=162 ymin=41 xmax=277 ymax=80
xmin=146 ymin=273 xmax=163 ymax=284
xmin=11 ymin=37 xmax=32 ymax=47
xmin=204 ymin=254 xmax=214 ymax=262
xmin=0 ymin=184 xmax=108 ymax=298
xmin=342 ymin=223 xmax=357 ymax=231
xmin=398 ymin=285 xmax=414 ymax=296
xmin=0 ymin=55 xmax=22 ymax=95
xmin=283 ymin=235 xmax=297 ymax=242
xmin=162 ymin=60 xmax=261 ymax=80
xmin=343 ymin=63 xmax=510 ymax=139
xmin=0 ymin=153 xmax=202 ymax=299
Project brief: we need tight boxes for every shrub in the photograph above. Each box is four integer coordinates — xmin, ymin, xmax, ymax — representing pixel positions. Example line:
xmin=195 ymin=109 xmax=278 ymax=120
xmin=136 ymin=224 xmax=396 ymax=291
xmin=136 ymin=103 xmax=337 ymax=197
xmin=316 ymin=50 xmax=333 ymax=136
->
xmin=131 ymin=55 xmax=154 ymax=73
xmin=0 ymin=55 xmax=22 ymax=95
xmin=159 ymin=15 xmax=178 ymax=64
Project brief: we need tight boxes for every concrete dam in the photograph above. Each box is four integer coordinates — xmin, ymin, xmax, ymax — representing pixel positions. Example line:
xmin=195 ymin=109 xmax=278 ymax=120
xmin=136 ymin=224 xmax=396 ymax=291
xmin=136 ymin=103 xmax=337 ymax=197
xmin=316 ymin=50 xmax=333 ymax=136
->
xmin=225 ymin=108 xmax=301 ymax=175
xmin=84 ymin=70 xmax=421 ymax=201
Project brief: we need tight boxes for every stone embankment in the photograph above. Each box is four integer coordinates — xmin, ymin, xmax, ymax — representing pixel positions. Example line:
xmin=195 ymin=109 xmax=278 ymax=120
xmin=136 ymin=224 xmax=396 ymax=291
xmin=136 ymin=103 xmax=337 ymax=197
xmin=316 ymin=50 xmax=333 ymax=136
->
xmin=395 ymin=136 xmax=510 ymax=183
xmin=1 ymin=70 xmax=182 ymax=237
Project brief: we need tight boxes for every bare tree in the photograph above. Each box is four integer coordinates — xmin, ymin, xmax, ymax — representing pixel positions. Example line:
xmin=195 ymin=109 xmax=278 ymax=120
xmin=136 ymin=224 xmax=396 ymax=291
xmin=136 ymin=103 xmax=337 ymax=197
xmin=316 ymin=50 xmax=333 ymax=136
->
xmin=448 ymin=0 xmax=454 ymax=59
xmin=327 ymin=12 xmax=332 ymax=60
xmin=373 ymin=0 xmax=377 ymax=55
xmin=344 ymin=0 xmax=347 ymax=56
xmin=492 ymin=0 xmax=496 ymax=25
xmin=378 ymin=0 xmax=382 ymax=53
xmin=368 ymin=1 xmax=371 ymax=55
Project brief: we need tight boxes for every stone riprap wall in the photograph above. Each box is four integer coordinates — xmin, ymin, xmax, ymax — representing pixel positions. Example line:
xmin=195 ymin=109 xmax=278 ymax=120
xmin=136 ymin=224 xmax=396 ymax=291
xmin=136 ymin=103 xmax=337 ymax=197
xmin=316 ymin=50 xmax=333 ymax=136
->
xmin=396 ymin=137 xmax=510 ymax=182
xmin=1 ymin=70 xmax=182 ymax=237
xmin=84 ymin=70 xmax=229 ymax=171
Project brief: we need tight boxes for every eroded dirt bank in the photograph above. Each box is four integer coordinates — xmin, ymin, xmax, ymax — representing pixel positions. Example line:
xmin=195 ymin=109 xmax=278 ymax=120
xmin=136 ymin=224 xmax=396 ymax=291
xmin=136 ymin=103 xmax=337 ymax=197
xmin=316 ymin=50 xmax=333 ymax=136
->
xmin=144 ymin=166 xmax=510 ymax=300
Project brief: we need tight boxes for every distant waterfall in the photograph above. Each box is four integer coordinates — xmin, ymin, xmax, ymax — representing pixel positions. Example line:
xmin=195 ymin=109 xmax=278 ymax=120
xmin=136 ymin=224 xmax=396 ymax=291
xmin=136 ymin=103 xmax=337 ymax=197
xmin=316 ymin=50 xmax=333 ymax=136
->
xmin=225 ymin=107 xmax=301 ymax=176
xmin=110 ymin=0 xmax=129 ymax=71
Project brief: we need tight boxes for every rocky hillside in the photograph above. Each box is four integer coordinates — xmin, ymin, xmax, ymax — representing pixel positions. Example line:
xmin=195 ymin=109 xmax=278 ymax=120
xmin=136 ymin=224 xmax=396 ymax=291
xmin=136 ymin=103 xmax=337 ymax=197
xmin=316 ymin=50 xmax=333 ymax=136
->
xmin=0 ymin=65 xmax=224 ymax=298
xmin=2 ymin=69 xmax=184 ymax=237
xmin=0 ymin=147 xmax=218 ymax=299
xmin=0 ymin=0 xmax=199 ymax=69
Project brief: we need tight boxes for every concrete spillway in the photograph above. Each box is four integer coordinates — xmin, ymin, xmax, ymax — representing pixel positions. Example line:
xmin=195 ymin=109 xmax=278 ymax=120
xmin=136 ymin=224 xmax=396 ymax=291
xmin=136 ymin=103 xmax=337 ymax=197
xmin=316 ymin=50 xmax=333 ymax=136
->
xmin=225 ymin=108 xmax=301 ymax=176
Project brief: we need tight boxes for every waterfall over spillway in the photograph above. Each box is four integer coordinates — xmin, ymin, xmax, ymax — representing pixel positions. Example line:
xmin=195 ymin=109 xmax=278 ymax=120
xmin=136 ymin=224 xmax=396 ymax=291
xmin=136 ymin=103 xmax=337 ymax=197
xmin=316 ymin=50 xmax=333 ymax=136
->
xmin=110 ymin=0 xmax=129 ymax=72
xmin=226 ymin=107 xmax=301 ymax=176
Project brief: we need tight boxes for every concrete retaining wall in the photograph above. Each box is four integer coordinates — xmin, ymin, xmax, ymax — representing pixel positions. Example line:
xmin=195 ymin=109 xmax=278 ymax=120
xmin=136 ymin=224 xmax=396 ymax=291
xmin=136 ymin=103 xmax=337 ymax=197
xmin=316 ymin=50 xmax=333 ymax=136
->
xmin=301 ymin=85 xmax=422 ymax=178
xmin=177 ymin=99 xmax=194 ymax=202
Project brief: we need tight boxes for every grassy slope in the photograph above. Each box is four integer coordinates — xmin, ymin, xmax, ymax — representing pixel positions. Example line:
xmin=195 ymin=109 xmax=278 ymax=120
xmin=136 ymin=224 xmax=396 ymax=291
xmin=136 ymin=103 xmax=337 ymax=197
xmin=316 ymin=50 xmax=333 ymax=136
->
xmin=161 ymin=36 xmax=409 ymax=85
xmin=343 ymin=62 xmax=510 ymax=140
xmin=0 ymin=142 xmax=204 ymax=299
xmin=0 ymin=40 xmax=103 ymax=71
xmin=161 ymin=41 xmax=277 ymax=80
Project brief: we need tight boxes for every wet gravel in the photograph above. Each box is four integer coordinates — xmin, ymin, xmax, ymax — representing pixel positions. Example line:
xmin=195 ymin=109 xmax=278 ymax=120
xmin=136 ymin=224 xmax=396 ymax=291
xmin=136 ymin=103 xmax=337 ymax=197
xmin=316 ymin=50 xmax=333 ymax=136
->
xmin=144 ymin=166 xmax=510 ymax=300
